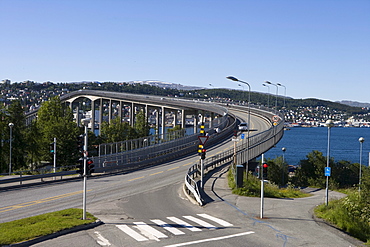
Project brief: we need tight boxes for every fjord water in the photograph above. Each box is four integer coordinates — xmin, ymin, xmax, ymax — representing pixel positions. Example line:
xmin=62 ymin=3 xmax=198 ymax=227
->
xmin=264 ymin=127 xmax=370 ymax=166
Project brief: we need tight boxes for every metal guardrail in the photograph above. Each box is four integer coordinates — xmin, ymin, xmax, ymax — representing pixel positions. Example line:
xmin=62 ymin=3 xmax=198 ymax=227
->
xmin=184 ymin=106 xmax=284 ymax=205
xmin=0 ymin=112 xmax=236 ymax=187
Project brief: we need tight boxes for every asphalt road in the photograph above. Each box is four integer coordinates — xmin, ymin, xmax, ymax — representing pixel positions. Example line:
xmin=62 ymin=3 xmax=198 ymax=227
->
xmin=0 ymin=110 xmax=297 ymax=246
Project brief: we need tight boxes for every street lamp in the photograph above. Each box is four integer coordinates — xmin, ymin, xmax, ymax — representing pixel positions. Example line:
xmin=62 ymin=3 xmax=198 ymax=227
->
xmin=325 ymin=119 xmax=334 ymax=206
xmin=265 ymin=81 xmax=278 ymax=112
xmin=359 ymin=137 xmax=365 ymax=193
xmin=227 ymin=76 xmax=251 ymax=176
xmin=9 ymin=123 xmax=14 ymax=175
xmin=282 ymin=147 xmax=286 ymax=186
xmin=277 ymin=83 xmax=286 ymax=109
xmin=238 ymin=84 xmax=245 ymax=105
xmin=262 ymin=83 xmax=270 ymax=108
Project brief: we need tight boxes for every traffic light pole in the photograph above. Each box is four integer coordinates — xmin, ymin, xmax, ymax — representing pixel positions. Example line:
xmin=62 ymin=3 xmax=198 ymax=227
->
xmin=53 ymin=137 xmax=56 ymax=173
xmin=260 ymin=154 xmax=265 ymax=219
xmin=83 ymin=124 xmax=88 ymax=220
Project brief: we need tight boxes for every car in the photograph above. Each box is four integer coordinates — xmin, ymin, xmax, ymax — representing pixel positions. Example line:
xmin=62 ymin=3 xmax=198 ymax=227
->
xmin=238 ymin=122 xmax=248 ymax=131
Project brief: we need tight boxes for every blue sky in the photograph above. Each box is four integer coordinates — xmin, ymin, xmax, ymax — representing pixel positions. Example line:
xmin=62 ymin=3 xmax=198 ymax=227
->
xmin=1 ymin=0 xmax=369 ymax=103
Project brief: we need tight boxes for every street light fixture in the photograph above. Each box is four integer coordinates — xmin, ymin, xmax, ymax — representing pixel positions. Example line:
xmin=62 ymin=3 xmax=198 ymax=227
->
xmin=265 ymin=81 xmax=278 ymax=112
xmin=262 ymin=83 xmax=270 ymax=108
xmin=9 ymin=123 xmax=14 ymax=175
xmin=359 ymin=137 xmax=365 ymax=193
xmin=277 ymin=83 xmax=286 ymax=109
xmin=325 ymin=119 xmax=334 ymax=206
xmin=227 ymin=76 xmax=251 ymax=176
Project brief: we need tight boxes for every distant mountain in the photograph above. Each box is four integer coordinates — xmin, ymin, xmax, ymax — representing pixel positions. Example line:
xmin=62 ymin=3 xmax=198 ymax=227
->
xmin=336 ymin=100 xmax=370 ymax=108
xmin=127 ymin=80 xmax=205 ymax=90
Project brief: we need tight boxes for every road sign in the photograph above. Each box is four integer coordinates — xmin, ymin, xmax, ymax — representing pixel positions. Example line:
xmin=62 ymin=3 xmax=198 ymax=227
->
xmin=325 ymin=167 xmax=331 ymax=176
xmin=198 ymin=136 xmax=209 ymax=145
xmin=272 ymin=115 xmax=280 ymax=122
xmin=241 ymin=133 xmax=245 ymax=139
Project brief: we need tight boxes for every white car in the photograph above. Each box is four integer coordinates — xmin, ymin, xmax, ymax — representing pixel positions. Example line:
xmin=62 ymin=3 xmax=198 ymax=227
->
xmin=238 ymin=122 xmax=248 ymax=131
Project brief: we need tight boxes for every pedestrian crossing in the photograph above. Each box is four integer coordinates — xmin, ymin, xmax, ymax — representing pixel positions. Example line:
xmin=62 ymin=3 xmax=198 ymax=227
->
xmin=115 ymin=213 xmax=233 ymax=242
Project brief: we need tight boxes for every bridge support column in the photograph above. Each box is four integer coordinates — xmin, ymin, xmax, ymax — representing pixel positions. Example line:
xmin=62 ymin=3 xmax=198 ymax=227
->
xmin=99 ymin=98 xmax=103 ymax=135
xmin=91 ymin=99 xmax=95 ymax=133
xmin=161 ymin=106 xmax=166 ymax=140
xmin=181 ymin=109 xmax=185 ymax=129
xmin=108 ymin=99 xmax=112 ymax=124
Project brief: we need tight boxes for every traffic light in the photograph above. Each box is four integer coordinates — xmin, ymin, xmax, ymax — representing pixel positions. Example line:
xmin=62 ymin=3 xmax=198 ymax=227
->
xmin=49 ymin=142 xmax=55 ymax=154
xmin=77 ymin=134 xmax=84 ymax=155
xmin=87 ymin=159 xmax=95 ymax=175
xmin=262 ymin=163 xmax=268 ymax=179
xmin=199 ymin=122 xmax=205 ymax=136
xmin=76 ymin=157 xmax=84 ymax=176
xmin=201 ymin=149 xmax=206 ymax=160
xmin=198 ymin=144 xmax=204 ymax=155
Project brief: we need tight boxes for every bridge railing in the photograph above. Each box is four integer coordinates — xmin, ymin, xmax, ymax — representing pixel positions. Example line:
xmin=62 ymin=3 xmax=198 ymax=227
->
xmin=184 ymin=106 xmax=284 ymax=205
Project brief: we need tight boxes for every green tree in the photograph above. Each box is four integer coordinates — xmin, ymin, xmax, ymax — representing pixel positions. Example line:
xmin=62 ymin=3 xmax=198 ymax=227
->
xmin=36 ymin=97 xmax=80 ymax=167
xmin=6 ymin=100 xmax=28 ymax=171
xmin=134 ymin=110 xmax=150 ymax=138
xmin=100 ymin=117 xmax=137 ymax=143
xmin=266 ymin=156 xmax=289 ymax=187
xmin=293 ymin=150 xmax=332 ymax=188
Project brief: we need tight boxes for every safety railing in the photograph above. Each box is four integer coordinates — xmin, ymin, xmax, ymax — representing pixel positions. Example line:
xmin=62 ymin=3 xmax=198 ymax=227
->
xmin=184 ymin=107 xmax=284 ymax=205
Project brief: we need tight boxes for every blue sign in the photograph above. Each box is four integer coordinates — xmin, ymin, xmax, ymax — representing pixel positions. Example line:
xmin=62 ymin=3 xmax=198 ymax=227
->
xmin=325 ymin=167 xmax=331 ymax=176
xmin=241 ymin=133 xmax=245 ymax=139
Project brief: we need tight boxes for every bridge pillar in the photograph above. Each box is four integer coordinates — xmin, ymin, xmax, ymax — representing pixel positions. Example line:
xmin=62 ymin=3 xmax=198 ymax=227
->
xmin=181 ymin=109 xmax=185 ymax=129
xmin=99 ymin=98 xmax=103 ymax=135
xmin=108 ymin=99 xmax=112 ymax=124
xmin=118 ymin=101 xmax=122 ymax=122
xmin=130 ymin=103 xmax=135 ymax=127
xmin=173 ymin=110 xmax=178 ymax=128
xmin=91 ymin=99 xmax=95 ymax=133
xmin=161 ymin=106 xmax=166 ymax=139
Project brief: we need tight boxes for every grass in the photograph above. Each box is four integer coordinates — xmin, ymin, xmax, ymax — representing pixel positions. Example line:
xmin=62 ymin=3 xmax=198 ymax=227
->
xmin=314 ymin=193 xmax=370 ymax=245
xmin=228 ymin=169 xmax=309 ymax=198
xmin=0 ymin=208 xmax=97 ymax=246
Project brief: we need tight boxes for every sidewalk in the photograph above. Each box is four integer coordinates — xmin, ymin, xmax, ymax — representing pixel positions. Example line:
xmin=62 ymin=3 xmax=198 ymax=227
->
xmin=201 ymin=164 xmax=365 ymax=247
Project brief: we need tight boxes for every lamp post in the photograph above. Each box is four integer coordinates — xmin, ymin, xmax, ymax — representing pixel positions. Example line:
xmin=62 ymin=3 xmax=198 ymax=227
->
xmin=359 ymin=137 xmax=365 ymax=193
xmin=227 ymin=76 xmax=251 ymax=176
xmin=282 ymin=147 xmax=286 ymax=186
xmin=81 ymin=118 xmax=90 ymax=220
xmin=262 ymin=83 xmax=270 ymax=108
xmin=277 ymin=83 xmax=286 ymax=110
xmin=9 ymin=123 xmax=14 ymax=175
xmin=265 ymin=81 xmax=278 ymax=112
xmin=238 ymin=84 xmax=245 ymax=105
xmin=325 ymin=119 xmax=334 ymax=206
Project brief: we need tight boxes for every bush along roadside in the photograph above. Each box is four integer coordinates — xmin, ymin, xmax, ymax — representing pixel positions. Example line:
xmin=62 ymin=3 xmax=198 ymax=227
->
xmin=315 ymin=191 xmax=370 ymax=245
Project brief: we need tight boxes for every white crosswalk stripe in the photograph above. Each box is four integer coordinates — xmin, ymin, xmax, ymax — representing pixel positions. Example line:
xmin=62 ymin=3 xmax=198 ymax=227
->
xmin=183 ymin=215 xmax=217 ymax=229
xmin=115 ymin=214 xmax=233 ymax=242
xmin=134 ymin=221 xmax=168 ymax=241
xmin=151 ymin=219 xmax=186 ymax=235
xmin=197 ymin=213 xmax=234 ymax=227
xmin=116 ymin=224 xmax=148 ymax=242
xmin=166 ymin=216 xmax=202 ymax=232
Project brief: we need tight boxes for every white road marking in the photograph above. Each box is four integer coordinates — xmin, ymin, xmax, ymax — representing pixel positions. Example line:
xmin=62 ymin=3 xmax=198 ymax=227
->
xmin=197 ymin=213 xmax=234 ymax=227
xmin=167 ymin=217 xmax=202 ymax=232
xmin=134 ymin=221 xmax=168 ymax=241
xmin=94 ymin=231 xmax=112 ymax=246
xmin=116 ymin=224 xmax=148 ymax=242
xmin=164 ymin=231 xmax=255 ymax=247
xmin=183 ymin=215 xmax=217 ymax=229
xmin=151 ymin=219 xmax=186 ymax=235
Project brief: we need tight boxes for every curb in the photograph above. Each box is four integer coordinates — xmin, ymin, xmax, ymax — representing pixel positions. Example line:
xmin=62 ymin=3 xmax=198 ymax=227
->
xmin=6 ymin=220 xmax=103 ymax=247
xmin=182 ymin=183 xmax=201 ymax=206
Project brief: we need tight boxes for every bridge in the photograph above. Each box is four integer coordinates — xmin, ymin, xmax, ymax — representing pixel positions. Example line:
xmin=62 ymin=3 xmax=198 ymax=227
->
xmin=17 ymin=90 xmax=284 ymax=198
